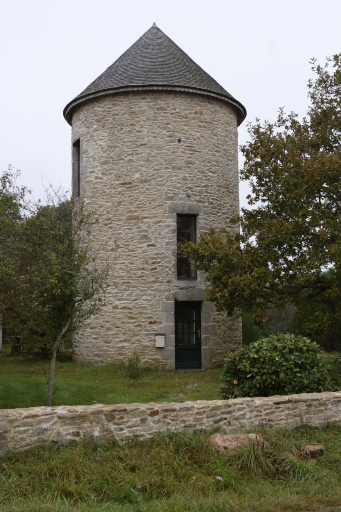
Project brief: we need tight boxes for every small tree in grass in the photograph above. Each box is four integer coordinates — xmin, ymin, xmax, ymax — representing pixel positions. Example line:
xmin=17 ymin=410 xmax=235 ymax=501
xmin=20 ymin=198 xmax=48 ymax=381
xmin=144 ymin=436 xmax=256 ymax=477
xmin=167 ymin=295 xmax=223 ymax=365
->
xmin=221 ymin=334 xmax=332 ymax=399
xmin=1 ymin=170 xmax=108 ymax=406
xmin=19 ymin=191 xmax=108 ymax=405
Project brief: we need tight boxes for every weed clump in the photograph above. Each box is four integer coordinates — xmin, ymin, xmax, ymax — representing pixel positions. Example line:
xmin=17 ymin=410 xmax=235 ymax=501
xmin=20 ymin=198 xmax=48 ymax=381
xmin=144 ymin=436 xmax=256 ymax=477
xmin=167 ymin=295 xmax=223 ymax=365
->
xmin=126 ymin=351 xmax=142 ymax=380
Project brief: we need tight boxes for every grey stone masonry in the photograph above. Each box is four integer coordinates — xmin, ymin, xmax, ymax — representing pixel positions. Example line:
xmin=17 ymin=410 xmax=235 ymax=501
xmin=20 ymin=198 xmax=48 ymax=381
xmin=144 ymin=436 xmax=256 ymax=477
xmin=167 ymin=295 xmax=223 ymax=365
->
xmin=1 ymin=392 xmax=341 ymax=456
xmin=71 ymin=91 xmax=241 ymax=367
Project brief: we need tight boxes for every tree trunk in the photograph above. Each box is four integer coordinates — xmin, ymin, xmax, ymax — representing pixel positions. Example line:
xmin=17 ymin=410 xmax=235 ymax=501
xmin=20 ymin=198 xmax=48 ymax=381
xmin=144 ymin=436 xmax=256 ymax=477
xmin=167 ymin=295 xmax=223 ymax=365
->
xmin=46 ymin=319 xmax=70 ymax=406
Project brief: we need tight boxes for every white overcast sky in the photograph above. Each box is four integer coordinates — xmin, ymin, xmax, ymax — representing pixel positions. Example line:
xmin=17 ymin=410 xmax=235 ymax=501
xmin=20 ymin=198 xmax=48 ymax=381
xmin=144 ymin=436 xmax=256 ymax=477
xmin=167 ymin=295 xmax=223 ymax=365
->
xmin=1 ymin=0 xmax=340 ymax=207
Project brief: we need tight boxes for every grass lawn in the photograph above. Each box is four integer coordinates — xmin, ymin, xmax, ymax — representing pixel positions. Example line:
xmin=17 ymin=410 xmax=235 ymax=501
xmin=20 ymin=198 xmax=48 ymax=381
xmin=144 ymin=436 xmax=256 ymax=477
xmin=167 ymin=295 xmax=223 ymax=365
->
xmin=0 ymin=425 xmax=341 ymax=511
xmin=1 ymin=346 xmax=340 ymax=410
xmin=0 ymin=349 xmax=222 ymax=408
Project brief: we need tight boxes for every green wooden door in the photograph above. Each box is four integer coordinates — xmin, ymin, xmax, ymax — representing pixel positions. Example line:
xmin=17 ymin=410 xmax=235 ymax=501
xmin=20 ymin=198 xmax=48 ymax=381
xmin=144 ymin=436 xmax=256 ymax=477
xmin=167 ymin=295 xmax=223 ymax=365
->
xmin=175 ymin=302 xmax=201 ymax=369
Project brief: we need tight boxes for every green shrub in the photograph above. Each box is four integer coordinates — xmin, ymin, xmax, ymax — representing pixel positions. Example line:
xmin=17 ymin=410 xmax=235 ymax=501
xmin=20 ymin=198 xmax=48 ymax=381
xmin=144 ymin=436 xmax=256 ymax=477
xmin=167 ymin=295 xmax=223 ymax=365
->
xmin=221 ymin=334 xmax=332 ymax=399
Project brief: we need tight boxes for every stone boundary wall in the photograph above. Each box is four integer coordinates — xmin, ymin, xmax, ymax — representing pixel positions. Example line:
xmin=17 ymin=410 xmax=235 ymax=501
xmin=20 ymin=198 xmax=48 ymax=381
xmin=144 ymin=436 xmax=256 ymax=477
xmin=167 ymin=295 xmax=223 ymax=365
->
xmin=1 ymin=392 xmax=341 ymax=456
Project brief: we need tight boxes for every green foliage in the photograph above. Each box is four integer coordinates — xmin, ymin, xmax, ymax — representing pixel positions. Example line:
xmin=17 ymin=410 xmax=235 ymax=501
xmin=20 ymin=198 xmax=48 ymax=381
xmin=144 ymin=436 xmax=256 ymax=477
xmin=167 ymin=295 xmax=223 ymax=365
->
xmin=261 ymin=304 xmax=296 ymax=337
xmin=1 ymin=176 xmax=107 ymax=350
xmin=329 ymin=354 xmax=341 ymax=390
xmin=185 ymin=54 xmax=341 ymax=325
xmin=17 ymin=196 xmax=107 ymax=346
xmin=221 ymin=334 xmax=333 ymax=399
xmin=0 ymin=168 xmax=28 ymax=322
xmin=291 ymin=270 xmax=341 ymax=351
xmin=242 ymin=312 xmax=262 ymax=345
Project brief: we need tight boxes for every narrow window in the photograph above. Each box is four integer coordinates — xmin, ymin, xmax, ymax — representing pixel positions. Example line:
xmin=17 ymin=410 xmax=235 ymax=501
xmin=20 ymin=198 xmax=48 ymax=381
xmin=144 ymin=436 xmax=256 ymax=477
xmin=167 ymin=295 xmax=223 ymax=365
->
xmin=177 ymin=215 xmax=197 ymax=279
xmin=72 ymin=139 xmax=81 ymax=197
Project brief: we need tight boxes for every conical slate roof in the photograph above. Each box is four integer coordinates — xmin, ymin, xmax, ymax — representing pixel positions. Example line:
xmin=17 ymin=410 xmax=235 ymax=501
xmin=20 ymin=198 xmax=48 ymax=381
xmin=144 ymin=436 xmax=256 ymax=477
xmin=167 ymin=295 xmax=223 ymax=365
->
xmin=63 ymin=24 xmax=246 ymax=125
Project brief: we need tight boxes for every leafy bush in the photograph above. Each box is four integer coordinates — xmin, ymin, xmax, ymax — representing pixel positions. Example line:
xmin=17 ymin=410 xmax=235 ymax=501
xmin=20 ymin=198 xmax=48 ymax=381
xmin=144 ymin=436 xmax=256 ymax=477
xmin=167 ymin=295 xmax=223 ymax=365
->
xmin=221 ymin=334 xmax=332 ymax=399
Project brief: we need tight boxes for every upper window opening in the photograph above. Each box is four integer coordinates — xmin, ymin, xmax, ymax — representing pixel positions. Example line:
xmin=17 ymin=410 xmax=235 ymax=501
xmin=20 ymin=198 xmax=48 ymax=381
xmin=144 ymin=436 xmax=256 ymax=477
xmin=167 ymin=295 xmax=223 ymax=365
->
xmin=177 ymin=215 xmax=197 ymax=279
xmin=72 ymin=139 xmax=81 ymax=197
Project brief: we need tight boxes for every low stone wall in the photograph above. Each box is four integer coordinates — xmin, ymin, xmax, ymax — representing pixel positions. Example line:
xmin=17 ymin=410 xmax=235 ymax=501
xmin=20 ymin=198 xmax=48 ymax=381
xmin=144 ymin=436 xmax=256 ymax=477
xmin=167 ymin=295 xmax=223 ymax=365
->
xmin=1 ymin=392 xmax=341 ymax=456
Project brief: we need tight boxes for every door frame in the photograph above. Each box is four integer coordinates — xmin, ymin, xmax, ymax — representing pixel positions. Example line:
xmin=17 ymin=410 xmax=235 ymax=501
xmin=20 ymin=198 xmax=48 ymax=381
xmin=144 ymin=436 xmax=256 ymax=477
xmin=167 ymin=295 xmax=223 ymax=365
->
xmin=175 ymin=301 xmax=202 ymax=370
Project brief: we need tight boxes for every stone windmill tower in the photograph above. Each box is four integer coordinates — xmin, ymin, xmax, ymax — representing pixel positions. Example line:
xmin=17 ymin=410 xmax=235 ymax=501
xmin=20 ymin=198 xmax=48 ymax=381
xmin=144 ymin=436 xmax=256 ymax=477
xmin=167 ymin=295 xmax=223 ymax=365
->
xmin=63 ymin=24 xmax=246 ymax=369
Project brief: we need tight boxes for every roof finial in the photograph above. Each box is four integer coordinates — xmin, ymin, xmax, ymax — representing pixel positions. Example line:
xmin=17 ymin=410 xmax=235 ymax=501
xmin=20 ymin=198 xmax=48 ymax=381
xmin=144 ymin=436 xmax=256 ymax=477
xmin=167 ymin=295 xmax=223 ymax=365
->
xmin=152 ymin=22 xmax=158 ymax=28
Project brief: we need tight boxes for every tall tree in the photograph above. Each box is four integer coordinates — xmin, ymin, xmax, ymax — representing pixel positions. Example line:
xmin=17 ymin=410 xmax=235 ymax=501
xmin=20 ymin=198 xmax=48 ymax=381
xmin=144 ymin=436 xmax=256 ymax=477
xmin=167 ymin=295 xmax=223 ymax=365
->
xmin=186 ymin=54 xmax=341 ymax=326
xmin=0 ymin=168 xmax=27 ymax=342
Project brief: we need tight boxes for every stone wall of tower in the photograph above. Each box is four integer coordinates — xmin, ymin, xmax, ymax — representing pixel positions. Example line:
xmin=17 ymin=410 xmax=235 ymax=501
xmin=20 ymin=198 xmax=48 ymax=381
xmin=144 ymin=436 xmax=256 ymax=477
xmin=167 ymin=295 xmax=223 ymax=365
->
xmin=71 ymin=91 xmax=241 ymax=367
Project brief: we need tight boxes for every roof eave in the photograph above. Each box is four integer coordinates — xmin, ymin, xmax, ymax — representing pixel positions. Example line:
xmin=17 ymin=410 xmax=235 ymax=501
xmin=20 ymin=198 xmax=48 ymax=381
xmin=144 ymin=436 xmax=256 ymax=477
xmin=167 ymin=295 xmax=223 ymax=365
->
xmin=63 ymin=86 xmax=247 ymax=126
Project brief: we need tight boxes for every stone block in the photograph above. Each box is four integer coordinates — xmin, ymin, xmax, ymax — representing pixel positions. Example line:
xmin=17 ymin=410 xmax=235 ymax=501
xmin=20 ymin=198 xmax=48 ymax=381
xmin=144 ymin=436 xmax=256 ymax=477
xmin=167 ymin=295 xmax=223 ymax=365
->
xmin=160 ymin=302 xmax=174 ymax=312
xmin=208 ymin=433 xmax=266 ymax=454
xmin=160 ymin=348 xmax=175 ymax=360
xmin=303 ymin=444 xmax=325 ymax=458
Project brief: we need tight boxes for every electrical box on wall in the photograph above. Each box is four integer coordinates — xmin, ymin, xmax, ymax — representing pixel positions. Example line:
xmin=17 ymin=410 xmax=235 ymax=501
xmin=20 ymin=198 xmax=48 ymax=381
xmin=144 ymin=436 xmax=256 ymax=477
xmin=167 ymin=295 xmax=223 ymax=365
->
xmin=155 ymin=334 xmax=165 ymax=348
